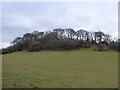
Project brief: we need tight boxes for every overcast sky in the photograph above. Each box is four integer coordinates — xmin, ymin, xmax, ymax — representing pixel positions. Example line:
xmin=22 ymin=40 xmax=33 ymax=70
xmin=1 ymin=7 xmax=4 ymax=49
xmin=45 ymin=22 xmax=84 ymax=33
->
xmin=1 ymin=2 xmax=118 ymax=48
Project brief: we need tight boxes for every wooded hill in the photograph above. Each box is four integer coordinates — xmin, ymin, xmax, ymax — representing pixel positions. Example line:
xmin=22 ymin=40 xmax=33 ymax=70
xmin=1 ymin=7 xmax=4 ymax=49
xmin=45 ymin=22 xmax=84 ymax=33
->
xmin=1 ymin=28 xmax=119 ymax=54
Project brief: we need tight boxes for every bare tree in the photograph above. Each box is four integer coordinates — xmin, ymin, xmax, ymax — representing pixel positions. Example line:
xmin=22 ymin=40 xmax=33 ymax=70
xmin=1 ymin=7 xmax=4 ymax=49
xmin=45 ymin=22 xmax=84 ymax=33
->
xmin=77 ymin=29 xmax=88 ymax=40
xmin=53 ymin=28 xmax=64 ymax=39
xmin=11 ymin=37 xmax=23 ymax=45
xmin=95 ymin=31 xmax=105 ymax=43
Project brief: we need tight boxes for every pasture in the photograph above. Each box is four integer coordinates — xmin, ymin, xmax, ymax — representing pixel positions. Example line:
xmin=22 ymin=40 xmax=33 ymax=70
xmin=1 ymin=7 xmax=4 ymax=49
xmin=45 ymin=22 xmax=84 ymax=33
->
xmin=2 ymin=49 xmax=118 ymax=88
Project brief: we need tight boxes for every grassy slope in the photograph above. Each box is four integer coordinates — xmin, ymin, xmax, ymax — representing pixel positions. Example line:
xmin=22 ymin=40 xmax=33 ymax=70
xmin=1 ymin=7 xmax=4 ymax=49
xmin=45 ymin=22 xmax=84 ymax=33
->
xmin=2 ymin=49 xmax=118 ymax=88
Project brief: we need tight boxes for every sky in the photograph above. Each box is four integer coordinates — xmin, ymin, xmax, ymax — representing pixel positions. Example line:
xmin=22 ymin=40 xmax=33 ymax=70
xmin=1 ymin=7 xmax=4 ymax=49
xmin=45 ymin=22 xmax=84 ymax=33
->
xmin=1 ymin=2 xmax=118 ymax=48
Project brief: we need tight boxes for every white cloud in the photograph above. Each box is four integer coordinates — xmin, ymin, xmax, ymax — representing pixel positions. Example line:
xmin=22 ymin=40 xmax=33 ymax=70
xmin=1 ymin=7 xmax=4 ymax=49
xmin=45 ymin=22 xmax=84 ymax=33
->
xmin=0 ymin=42 xmax=10 ymax=49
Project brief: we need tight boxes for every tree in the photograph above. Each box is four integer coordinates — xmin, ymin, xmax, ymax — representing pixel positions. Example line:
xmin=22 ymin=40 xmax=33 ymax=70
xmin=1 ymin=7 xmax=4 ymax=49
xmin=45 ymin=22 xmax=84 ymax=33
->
xmin=38 ymin=32 xmax=44 ymax=39
xmin=11 ymin=37 xmax=23 ymax=45
xmin=53 ymin=28 xmax=64 ymax=39
xmin=28 ymin=41 xmax=44 ymax=52
xmin=1 ymin=28 xmax=118 ymax=54
xmin=104 ymin=34 xmax=111 ymax=43
xmin=77 ymin=29 xmax=88 ymax=40
xmin=94 ymin=31 xmax=105 ymax=44
xmin=43 ymin=32 xmax=58 ymax=41
xmin=85 ymin=31 xmax=90 ymax=41
xmin=32 ymin=31 xmax=44 ymax=39
xmin=65 ymin=28 xmax=75 ymax=39
xmin=23 ymin=33 xmax=34 ymax=40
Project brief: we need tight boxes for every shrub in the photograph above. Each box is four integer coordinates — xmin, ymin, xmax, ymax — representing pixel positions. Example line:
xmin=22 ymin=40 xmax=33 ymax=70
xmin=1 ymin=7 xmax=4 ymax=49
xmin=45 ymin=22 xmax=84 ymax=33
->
xmin=44 ymin=40 xmax=57 ymax=50
xmin=80 ymin=40 xmax=91 ymax=48
xmin=108 ymin=42 xmax=118 ymax=51
xmin=1 ymin=46 xmax=15 ymax=54
xmin=93 ymin=44 xmax=109 ymax=51
xmin=14 ymin=43 xmax=23 ymax=51
xmin=0 ymin=49 xmax=2 ymax=54
xmin=57 ymin=39 xmax=79 ymax=50
xmin=44 ymin=39 xmax=79 ymax=50
xmin=28 ymin=41 xmax=44 ymax=52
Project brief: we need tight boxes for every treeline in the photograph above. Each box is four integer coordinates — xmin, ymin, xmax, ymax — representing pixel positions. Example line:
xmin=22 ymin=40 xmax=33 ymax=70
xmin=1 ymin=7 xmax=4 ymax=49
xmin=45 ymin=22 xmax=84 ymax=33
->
xmin=1 ymin=28 xmax=120 ymax=54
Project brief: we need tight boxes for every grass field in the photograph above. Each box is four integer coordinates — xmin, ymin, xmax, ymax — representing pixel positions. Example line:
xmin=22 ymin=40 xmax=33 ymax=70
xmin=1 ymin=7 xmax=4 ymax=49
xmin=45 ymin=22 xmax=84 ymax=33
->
xmin=2 ymin=49 xmax=118 ymax=88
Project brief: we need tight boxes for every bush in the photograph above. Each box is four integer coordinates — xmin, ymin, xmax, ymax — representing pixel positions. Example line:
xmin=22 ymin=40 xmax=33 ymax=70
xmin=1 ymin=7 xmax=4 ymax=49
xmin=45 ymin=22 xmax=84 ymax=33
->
xmin=0 ymin=49 xmax=2 ymax=54
xmin=78 ymin=40 xmax=91 ymax=48
xmin=22 ymin=40 xmax=32 ymax=50
xmin=108 ymin=42 xmax=118 ymax=51
xmin=57 ymin=39 xmax=79 ymax=50
xmin=44 ymin=39 xmax=79 ymax=50
xmin=1 ymin=46 xmax=15 ymax=54
xmin=14 ymin=43 xmax=23 ymax=51
xmin=1 ymin=48 xmax=9 ymax=54
xmin=93 ymin=44 xmax=109 ymax=51
xmin=28 ymin=41 xmax=44 ymax=52
xmin=97 ymin=44 xmax=105 ymax=51
xmin=44 ymin=40 xmax=57 ymax=50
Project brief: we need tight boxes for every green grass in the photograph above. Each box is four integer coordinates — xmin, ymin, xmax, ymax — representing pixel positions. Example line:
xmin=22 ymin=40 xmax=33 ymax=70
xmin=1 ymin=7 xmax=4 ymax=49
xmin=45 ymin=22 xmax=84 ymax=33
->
xmin=2 ymin=49 xmax=118 ymax=88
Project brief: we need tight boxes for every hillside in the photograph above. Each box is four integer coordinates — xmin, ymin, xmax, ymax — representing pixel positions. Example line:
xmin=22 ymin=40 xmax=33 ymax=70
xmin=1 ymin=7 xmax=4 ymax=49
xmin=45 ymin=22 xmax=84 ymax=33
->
xmin=2 ymin=49 xmax=118 ymax=88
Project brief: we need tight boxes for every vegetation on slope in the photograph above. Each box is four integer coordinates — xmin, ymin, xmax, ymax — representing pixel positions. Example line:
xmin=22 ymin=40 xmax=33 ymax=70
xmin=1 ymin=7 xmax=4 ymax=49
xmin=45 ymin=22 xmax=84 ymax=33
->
xmin=1 ymin=28 xmax=119 ymax=54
